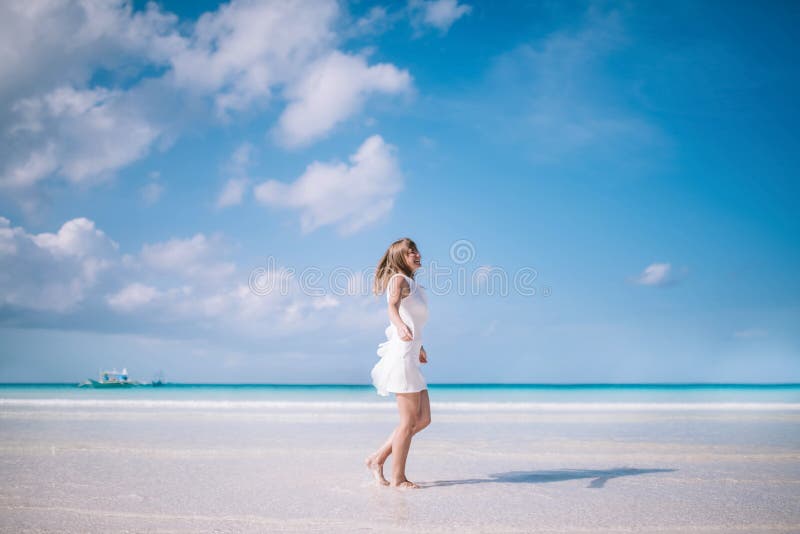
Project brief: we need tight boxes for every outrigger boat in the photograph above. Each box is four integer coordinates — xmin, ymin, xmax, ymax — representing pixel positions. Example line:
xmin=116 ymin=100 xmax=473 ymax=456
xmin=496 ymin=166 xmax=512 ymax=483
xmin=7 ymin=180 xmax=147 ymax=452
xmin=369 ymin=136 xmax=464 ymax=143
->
xmin=151 ymin=370 xmax=166 ymax=387
xmin=78 ymin=368 xmax=141 ymax=388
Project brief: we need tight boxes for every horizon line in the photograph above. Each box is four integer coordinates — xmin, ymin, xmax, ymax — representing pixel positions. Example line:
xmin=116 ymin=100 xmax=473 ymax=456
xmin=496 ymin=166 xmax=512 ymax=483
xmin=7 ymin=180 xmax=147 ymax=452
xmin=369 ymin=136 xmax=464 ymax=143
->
xmin=1 ymin=382 xmax=799 ymax=387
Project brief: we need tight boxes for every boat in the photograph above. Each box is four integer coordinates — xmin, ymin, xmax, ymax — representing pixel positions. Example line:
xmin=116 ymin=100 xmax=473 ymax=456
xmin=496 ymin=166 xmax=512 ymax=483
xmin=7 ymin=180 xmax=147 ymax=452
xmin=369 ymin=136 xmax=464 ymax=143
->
xmin=78 ymin=368 xmax=141 ymax=388
xmin=150 ymin=370 xmax=166 ymax=387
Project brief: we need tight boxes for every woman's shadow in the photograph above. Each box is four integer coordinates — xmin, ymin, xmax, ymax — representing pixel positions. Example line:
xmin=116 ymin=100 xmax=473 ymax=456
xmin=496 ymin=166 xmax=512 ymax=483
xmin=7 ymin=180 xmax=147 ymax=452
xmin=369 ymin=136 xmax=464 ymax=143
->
xmin=425 ymin=467 xmax=676 ymax=489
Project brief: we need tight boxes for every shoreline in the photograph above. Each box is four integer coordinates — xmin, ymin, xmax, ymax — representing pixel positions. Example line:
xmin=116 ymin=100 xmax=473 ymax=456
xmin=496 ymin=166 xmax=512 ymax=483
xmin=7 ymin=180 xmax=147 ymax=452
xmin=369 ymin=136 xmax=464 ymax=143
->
xmin=3 ymin=397 xmax=800 ymax=411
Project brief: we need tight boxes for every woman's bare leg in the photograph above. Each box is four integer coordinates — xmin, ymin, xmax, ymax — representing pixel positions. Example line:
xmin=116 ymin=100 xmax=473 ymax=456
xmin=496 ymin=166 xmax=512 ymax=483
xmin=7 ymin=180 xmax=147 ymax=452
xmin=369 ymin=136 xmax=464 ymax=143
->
xmin=364 ymin=457 xmax=390 ymax=485
xmin=374 ymin=389 xmax=430 ymax=462
xmin=390 ymin=391 xmax=421 ymax=487
xmin=365 ymin=389 xmax=431 ymax=486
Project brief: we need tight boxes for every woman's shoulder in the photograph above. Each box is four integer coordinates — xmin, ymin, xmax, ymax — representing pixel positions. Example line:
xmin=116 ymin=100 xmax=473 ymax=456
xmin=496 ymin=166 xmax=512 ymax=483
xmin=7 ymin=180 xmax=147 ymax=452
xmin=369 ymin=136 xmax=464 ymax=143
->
xmin=388 ymin=272 xmax=413 ymax=283
xmin=386 ymin=272 xmax=412 ymax=298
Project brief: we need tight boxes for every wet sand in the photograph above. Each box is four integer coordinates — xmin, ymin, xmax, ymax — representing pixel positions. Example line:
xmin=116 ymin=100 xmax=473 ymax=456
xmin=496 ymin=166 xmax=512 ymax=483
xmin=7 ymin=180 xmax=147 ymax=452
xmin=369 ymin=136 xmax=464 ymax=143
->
xmin=1 ymin=401 xmax=799 ymax=532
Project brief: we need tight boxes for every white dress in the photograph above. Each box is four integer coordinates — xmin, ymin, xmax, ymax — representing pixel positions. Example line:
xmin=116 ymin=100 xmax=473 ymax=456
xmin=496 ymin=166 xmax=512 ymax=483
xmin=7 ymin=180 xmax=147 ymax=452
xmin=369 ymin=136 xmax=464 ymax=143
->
xmin=370 ymin=272 xmax=429 ymax=396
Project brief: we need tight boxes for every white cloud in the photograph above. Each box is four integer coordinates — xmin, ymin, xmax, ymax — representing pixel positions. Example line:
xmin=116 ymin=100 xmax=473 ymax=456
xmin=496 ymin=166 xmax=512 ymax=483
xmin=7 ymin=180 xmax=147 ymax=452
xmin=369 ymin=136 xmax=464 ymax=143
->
xmin=121 ymin=253 xmax=378 ymax=338
xmin=254 ymin=135 xmax=403 ymax=234
xmin=274 ymin=51 xmax=411 ymax=147
xmin=0 ymin=1 xmax=180 ymax=108
xmin=106 ymin=283 xmax=161 ymax=312
xmin=3 ymin=86 xmax=160 ymax=188
xmin=312 ymin=295 xmax=341 ymax=310
xmin=31 ymin=217 xmax=119 ymax=259
xmin=0 ymin=0 xmax=411 ymax=207
xmin=630 ymin=263 xmax=673 ymax=287
xmin=0 ymin=217 xmax=119 ymax=312
xmin=141 ymin=182 xmax=164 ymax=205
xmin=216 ymin=178 xmax=249 ymax=208
xmin=216 ymin=143 xmax=254 ymax=208
xmin=411 ymin=0 xmax=472 ymax=32
xmin=0 ymin=1 xmax=180 ymax=194
xmin=139 ymin=233 xmax=236 ymax=282
xmin=354 ymin=6 xmax=390 ymax=35
xmin=165 ymin=0 xmax=338 ymax=118
xmin=229 ymin=143 xmax=254 ymax=168
xmin=0 ymin=215 xmax=386 ymax=340
xmin=0 ymin=217 xmax=16 ymax=255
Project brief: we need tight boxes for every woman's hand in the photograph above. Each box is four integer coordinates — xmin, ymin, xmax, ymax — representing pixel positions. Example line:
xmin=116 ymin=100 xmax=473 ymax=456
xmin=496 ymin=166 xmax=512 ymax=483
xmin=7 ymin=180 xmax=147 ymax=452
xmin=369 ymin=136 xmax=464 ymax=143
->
xmin=419 ymin=346 xmax=427 ymax=364
xmin=397 ymin=322 xmax=413 ymax=341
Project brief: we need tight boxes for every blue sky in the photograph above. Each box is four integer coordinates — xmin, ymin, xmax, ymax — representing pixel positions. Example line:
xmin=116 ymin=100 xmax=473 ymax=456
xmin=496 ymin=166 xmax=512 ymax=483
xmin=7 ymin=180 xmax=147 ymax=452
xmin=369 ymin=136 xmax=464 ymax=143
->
xmin=0 ymin=0 xmax=798 ymax=383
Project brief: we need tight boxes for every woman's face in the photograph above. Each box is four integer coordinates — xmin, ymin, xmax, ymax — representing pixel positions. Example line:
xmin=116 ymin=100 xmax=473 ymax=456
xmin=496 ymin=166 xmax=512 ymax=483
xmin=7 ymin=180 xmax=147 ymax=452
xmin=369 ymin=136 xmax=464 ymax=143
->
xmin=404 ymin=246 xmax=422 ymax=272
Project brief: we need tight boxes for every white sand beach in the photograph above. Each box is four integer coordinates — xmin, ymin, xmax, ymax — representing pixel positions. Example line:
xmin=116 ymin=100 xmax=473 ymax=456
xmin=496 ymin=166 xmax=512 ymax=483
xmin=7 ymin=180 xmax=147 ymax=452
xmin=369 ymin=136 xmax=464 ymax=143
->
xmin=1 ymin=400 xmax=799 ymax=533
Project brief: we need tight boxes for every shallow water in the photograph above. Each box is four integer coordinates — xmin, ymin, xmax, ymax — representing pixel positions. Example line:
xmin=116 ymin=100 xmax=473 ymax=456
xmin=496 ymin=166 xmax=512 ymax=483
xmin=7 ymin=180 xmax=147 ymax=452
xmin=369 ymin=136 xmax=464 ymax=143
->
xmin=2 ymin=382 xmax=800 ymax=403
xmin=1 ymin=385 xmax=799 ymax=532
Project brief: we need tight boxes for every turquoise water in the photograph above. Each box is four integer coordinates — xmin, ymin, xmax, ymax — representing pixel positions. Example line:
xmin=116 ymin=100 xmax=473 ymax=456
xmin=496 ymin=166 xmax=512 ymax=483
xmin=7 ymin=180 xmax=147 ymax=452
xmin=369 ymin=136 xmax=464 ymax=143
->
xmin=1 ymin=383 xmax=799 ymax=404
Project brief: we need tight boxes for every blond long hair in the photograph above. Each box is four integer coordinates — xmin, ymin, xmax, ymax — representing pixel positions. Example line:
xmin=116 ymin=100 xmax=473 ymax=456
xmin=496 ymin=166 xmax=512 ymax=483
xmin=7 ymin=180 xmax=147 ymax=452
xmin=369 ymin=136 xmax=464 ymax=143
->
xmin=373 ymin=237 xmax=418 ymax=295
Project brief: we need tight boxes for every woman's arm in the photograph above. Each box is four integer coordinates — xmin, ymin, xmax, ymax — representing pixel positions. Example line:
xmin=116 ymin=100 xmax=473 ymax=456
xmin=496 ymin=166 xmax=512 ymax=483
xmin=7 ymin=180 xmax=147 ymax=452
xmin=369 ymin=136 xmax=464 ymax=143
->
xmin=387 ymin=275 xmax=413 ymax=341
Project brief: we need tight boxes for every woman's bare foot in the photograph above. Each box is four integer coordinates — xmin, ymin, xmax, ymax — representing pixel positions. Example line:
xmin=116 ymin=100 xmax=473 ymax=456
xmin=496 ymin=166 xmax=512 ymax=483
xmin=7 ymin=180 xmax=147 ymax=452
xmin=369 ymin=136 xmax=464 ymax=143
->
xmin=365 ymin=456 xmax=389 ymax=486
xmin=391 ymin=478 xmax=419 ymax=489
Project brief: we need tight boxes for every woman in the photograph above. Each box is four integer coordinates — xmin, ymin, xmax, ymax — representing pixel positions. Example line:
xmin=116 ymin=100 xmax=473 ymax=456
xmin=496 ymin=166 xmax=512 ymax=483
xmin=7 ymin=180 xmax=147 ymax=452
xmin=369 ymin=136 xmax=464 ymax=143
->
xmin=365 ymin=237 xmax=431 ymax=489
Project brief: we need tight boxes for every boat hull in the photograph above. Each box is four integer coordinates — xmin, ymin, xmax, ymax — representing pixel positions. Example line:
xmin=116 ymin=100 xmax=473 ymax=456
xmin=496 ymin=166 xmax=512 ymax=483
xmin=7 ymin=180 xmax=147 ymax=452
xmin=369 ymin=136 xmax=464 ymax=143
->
xmin=78 ymin=379 xmax=137 ymax=388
